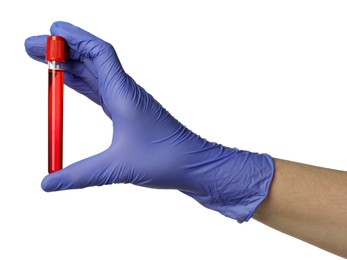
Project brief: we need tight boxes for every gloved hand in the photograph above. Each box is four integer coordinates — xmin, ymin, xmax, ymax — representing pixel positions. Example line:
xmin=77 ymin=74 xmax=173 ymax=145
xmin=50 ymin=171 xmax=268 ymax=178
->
xmin=25 ymin=21 xmax=274 ymax=223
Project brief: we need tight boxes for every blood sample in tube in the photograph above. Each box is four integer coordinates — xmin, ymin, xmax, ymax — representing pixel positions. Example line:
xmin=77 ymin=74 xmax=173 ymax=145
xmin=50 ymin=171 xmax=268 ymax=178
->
xmin=46 ymin=36 xmax=66 ymax=173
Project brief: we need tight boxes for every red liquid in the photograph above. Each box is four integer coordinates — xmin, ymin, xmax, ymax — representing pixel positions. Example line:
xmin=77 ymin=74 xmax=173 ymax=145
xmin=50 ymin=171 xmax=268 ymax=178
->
xmin=48 ymin=69 xmax=64 ymax=173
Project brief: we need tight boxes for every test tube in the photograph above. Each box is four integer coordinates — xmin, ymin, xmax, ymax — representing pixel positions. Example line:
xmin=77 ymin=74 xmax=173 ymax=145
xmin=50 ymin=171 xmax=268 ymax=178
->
xmin=45 ymin=36 xmax=66 ymax=173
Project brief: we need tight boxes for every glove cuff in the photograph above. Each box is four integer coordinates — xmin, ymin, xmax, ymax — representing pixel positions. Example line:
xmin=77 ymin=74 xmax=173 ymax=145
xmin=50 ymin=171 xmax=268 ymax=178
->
xmin=183 ymin=150 xmax=275 ymax=223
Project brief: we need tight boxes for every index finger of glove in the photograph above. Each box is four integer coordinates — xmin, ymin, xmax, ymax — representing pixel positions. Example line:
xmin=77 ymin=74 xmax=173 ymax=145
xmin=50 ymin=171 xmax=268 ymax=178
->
xmin=24 ymin=35 xmax=47 ymax=63
xmin=50 ymin=21 xmax=121 ymax=73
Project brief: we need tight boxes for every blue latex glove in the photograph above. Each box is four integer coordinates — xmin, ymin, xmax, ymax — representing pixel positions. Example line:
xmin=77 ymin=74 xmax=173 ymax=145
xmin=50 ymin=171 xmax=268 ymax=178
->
xmin=25 ymin=21 xmax=274 ymax=223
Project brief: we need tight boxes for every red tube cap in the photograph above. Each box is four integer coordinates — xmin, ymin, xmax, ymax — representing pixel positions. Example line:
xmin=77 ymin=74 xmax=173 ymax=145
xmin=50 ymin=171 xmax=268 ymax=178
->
xmin=46 ymin=36 xmax=66 ymax=62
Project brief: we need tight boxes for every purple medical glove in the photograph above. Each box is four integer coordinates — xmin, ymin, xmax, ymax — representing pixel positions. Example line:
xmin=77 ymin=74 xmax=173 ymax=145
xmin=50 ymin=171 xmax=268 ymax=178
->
xmin=25 ymin=21 xmax=274 ymax=223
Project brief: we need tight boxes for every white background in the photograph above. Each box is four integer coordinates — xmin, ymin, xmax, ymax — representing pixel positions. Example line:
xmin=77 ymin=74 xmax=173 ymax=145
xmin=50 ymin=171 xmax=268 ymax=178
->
xmin=1 ymin=0 xmax=346 ymax=259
